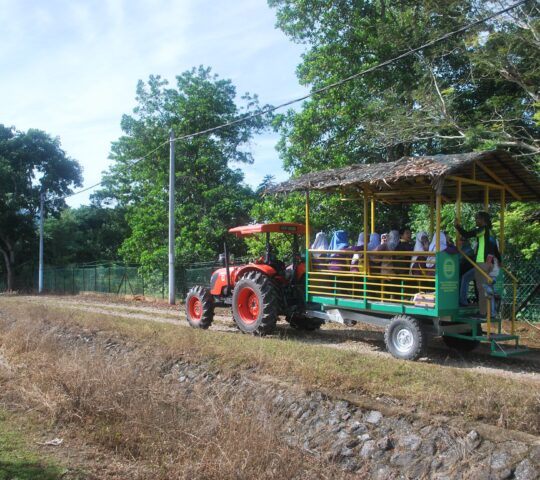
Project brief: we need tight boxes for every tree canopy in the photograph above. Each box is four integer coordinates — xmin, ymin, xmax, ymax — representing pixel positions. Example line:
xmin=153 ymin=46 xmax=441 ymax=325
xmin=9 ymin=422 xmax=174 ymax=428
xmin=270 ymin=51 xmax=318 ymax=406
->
xmin=0 ymin=125 xmax=82 ymax=289
xmin=269 ymin=0 xmax=539 ymax=168
xmin=266 ymin=0 xmax=539 ymax=255
xmin=97 ymin=67 xmax=272 ymax=272
xmin=43 ymin=205 xmax=130 ymax=266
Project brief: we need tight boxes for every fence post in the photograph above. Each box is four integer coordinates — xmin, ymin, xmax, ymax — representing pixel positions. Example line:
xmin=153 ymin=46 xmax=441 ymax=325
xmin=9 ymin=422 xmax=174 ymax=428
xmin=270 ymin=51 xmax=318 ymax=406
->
xmin=95 ymin=266 xmax=97 ymax=292
xmin=54 ymin=268 xmax=57 ymax=293
xmin=124 ymin=265 xmax=127 ymax=296
xmin=72 ymin=267 xmax=75 ymax=294
xmin=108 ymin=267 xmax=111 ymax=294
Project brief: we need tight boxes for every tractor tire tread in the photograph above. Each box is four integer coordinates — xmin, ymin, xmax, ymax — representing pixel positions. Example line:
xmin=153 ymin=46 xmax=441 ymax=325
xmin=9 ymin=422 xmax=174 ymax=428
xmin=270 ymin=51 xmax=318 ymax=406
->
xmin=185 ymin=285 xmax=214 ymax=329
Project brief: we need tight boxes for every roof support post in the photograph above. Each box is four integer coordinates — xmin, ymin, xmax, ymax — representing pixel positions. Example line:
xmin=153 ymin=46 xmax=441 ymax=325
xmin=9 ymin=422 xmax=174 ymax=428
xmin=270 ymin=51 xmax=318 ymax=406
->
xmin=363 ymin=189 xmax=369 ymax=273
xmin=456 ymin=180 xmax=462 ymax=248
xmin=305 ymin=191 xmax=310 ymax=251
xmin=370 ymin=197 xmax=375 ymax=234
xmin=500 ymin=189 xmax=506 ymax=255
xmin=429 ymin=193 xmax=435 ymax=236
xmin=435 ymin=193 xmax=442 ymax=252
xmin=484 ymin=186 xmax=489 ymax=211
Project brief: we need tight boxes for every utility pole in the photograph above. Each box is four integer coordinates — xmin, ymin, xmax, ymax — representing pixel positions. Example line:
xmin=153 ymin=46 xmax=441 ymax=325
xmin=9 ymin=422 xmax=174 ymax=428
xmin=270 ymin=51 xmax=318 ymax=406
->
xmin=38 ymin=191 xmax=44 ymax=293
xmin=168 ymin=130 xmax=176 ymax=305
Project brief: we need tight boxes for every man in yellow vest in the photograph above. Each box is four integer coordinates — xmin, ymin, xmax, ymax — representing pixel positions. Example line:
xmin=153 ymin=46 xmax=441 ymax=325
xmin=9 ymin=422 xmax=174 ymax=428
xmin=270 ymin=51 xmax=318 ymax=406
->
xmin=455 ymin=212 xmax=502 ymax=318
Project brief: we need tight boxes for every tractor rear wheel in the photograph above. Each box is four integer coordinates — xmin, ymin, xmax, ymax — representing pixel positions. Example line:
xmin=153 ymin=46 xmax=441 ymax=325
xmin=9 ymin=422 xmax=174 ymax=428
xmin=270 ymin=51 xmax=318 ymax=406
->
xmin=232 ymin=272 xmax=278 ymax=335
xmin=185 ymin=286 xmax=214 ymax=329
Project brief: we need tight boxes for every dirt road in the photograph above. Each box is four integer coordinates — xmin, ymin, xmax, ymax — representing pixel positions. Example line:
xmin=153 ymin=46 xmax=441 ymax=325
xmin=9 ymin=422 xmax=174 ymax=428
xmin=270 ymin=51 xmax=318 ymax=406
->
xmin=14 ymin=294 xmax=540 ymax=383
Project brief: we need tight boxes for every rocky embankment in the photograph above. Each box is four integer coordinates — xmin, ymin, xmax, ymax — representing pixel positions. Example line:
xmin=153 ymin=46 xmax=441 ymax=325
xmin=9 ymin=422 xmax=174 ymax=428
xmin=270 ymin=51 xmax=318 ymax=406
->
xmin=169 ymin=360 xmax=539 ymax=480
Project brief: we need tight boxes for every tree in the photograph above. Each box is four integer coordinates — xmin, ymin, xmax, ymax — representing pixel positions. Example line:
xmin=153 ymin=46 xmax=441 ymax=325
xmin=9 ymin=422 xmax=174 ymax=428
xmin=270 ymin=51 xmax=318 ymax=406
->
xmin=43 ymin=205 xmax=130 ymax=266
xmin=267 ymin=0 xmax=539 ymax=254
xmin=98 ymin=67 xmax=272 ymax=272
xmin=269 ymin=0 xmax=539 ymax=168
xmin=0 ymin=125 xmax=82 ymax=290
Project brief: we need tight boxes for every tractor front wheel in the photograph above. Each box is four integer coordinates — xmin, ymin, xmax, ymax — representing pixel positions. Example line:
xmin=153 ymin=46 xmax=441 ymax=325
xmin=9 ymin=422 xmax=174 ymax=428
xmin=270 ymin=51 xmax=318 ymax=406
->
xmin=185 ymin=286 xmax=214 ymax=329
xmin=232 ymin=272 xmax=278 ymax=335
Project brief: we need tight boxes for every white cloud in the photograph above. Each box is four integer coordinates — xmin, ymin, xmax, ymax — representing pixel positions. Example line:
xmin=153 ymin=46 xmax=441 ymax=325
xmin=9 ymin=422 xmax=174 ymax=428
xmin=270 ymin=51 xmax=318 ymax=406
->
xmin=0 ymin=0 xmax=306 ymax=206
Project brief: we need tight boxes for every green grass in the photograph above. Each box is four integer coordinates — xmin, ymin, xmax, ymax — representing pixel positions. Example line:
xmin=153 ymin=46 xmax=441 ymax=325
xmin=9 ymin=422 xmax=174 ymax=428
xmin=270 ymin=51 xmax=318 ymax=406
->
xmin=0 ymin=411 xmax=64 ymax=480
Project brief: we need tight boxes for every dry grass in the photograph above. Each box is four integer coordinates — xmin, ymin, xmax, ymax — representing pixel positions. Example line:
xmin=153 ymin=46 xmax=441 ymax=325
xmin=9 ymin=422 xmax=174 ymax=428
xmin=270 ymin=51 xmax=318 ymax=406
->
xmin=1 ymin=298 xmax=539 ymax=439
xmin=0 ymin=303 xmax=354 ymax=479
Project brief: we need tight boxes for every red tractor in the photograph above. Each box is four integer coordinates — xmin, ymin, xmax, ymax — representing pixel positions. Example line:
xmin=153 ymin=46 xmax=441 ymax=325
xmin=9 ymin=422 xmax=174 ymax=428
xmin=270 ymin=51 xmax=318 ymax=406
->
xmin=185 ymin=223 xmax=321 ymax=335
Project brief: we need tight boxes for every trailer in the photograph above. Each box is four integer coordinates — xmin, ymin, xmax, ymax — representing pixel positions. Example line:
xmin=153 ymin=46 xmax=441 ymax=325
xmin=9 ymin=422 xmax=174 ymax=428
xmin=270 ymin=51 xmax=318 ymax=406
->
xmin=187 ymin=150 xmax=540 ymax=360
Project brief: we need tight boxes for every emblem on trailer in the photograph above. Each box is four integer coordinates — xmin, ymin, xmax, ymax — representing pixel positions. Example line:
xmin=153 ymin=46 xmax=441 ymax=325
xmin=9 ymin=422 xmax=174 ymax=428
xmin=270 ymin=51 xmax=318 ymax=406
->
xmin=443 ymin=258 xmax=455 ymax=278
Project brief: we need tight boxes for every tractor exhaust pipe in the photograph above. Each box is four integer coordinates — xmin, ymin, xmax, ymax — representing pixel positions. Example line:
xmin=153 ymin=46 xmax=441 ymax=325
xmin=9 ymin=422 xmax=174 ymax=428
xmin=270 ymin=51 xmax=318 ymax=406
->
xmin=223 ymin=241 xmax=231 ymax=295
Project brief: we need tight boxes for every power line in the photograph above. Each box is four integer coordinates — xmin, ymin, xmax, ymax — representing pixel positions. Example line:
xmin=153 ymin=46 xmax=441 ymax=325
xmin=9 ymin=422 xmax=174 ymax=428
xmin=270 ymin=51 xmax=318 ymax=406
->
xmin=64 ymin=138 xmax=170 ymax=198
xmin=64 ymin=0 xmax=527 ymax=200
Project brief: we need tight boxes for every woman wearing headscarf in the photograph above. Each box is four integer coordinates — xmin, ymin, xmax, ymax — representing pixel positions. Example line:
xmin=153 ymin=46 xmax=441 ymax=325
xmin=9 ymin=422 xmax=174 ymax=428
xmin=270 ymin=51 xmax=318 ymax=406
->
xmin=410 ymin=232 xmax=429 ymax=276
xmin=374 ymin=233 xmax=393 ymax=277
xmin=329 ymin=230 xmax=356 ymax=273
xmin=310 ymin=231 xmax=329 ymax=271
xmin=350 ymin=232 xmax=365 ymax=273
xmin=387 ymin=230 xmax=400 ymax=251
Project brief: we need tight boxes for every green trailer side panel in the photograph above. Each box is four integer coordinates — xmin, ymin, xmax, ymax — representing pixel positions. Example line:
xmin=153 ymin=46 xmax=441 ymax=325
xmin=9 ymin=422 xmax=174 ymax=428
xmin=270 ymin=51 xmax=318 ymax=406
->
xmin=435 ymin=252 xmax=459 ymax=312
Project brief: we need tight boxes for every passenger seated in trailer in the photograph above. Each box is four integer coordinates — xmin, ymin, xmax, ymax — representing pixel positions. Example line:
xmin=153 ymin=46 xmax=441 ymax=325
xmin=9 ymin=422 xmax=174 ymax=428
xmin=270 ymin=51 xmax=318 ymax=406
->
xmin=393 ymin=226 xmax=413 ymax=276
xmin=455 ymin=211 xmax=502 ymax=318
xmin=410 ymin=231 xmax=430 ymax=276
xmin=373 ymin=233 xmax=394 ymax=276
xmin=425 ymin=231 xmax=459 ymax=273
xmin=351 ymin=232 xmax=381 ymax=273
xmin=387 ymin=229 xmax=400 ymax=251
xmin=328 ymin=230 xmax=355 ymax=271
xmin=310 ymin=231 xmax=329 ymax=271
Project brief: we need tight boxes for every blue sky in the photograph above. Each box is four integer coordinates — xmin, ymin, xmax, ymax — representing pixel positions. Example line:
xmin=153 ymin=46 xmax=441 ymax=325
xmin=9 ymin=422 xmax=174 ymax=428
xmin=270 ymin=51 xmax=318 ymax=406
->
xmin=0 ymin=0 xmax=307 ymax=206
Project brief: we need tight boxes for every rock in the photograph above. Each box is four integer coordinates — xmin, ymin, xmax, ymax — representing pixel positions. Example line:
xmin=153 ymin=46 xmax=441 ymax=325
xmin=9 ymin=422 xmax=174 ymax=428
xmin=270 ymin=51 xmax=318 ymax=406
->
xmin=514 ymin=459 xmax=538 ymax=480
xmin=420 ymin=438 xmax=435 ymax=456
xmin=340 ymin=446 xmax=355 ymax=458
xmin=405 ymin=459 xmax=431 ymax=479
xmin=358 ymin=433 xmax=371 ymax=442
xmin=465 ymin=430 xmax=481 ymax=449
xmin=377 ymin=436 xmax=393 ymax=451
xmin=491 ymin=452 xmax=511 ymax=471
xmin=349 ymin=421 xmax=367 ymax=435
xmin=528 ymin=445 xmax=540 ymax=465
xmin=390 ymin=451 xmax=416 ymax=467
xmin=398 ymin=434 xmax=422 ymax=451
xmin=346 ymin=438 xmax=360 ymax=449
xmin=373 ymin=466 xmax=393 ymax=480
xmin=366 ymin=410 xmax=383 ymax=424
xmin=360 ymin=440 xmax=376 ymax=458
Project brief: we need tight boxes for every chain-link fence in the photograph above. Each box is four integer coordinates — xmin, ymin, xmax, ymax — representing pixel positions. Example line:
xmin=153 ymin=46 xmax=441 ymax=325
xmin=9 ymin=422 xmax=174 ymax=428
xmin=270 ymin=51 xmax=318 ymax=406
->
xmin=500 ymin=255 xmax=540 ymax=321
xmin=2 ymin=255 xmax=538 ymax=320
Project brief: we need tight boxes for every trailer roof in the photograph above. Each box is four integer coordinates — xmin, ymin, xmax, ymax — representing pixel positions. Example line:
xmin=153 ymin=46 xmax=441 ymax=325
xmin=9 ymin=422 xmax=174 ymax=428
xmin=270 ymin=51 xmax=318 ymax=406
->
xmin=229 ymin=223 xmax=306 ymax=237
xmin=268 ymin=150 xmax=540 ymax=204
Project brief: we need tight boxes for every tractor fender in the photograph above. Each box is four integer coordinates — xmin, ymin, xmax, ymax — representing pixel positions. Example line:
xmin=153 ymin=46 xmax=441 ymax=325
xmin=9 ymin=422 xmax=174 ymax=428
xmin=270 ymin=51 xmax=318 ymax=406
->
xmin=210 ymin=266 xmax=242 ymax=296
xmin=233 ymin=264 xmax=277 ymax=283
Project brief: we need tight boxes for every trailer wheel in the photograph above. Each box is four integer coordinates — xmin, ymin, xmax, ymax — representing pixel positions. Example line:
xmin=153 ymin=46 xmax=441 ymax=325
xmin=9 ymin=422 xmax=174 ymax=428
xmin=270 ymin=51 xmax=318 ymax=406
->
xmin=232 ymin=272 xmax=278 ymax=335
xmin=185 ymin=286 xmax=214 ymax=329
xmin=442 ymin=333 xmax=480 ymax=353
xmin=384 ymin=315 xmax=426 ymax=361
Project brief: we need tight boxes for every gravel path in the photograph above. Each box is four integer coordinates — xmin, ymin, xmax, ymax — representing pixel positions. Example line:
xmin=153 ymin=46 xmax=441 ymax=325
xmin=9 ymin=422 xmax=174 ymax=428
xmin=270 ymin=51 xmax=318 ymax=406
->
xmin=13 ymin=294 xmax=540 ymax=383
